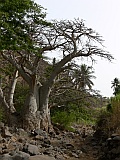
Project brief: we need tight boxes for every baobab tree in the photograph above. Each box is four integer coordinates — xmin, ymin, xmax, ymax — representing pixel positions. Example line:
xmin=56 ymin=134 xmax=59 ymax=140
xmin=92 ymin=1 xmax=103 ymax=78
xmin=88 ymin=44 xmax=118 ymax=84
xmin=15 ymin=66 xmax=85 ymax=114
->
xmin=2 ymin=19 xmax=114 ymax=131
xmin=1 ymin=0 xmax=114 ymax=131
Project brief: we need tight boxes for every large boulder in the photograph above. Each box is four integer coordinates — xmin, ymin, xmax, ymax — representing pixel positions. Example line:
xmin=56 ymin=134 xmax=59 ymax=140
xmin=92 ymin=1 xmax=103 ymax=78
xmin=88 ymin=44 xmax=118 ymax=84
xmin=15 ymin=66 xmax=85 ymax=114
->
xmin=23 ymin=143 xmax=39 ymax=155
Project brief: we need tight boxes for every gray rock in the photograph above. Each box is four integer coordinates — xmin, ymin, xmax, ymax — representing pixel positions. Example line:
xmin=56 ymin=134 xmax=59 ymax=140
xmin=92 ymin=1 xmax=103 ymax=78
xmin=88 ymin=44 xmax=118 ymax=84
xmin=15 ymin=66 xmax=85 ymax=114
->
xmin=12 ymin=151 xmax=30 ymax=160
xmin=65 ymin=143 xmax=74 ymax=150
xmin=18 ymin=137 xmax=26 ymax=143
xmin=0 ymin=122 xmax=4 ymax=128
xmin=35 ymin=135 xmax=44 ymax=141
xmin=0 ymin=152 xmax=30 ymax=160
xmin=113 ymin=136 xmax=120 ymax=141
xmin=18 ymin=128 xmax=28 ymax=137
xmin=111 ymin=134 xmax=120 ymax=138
xmin=0 ymin=144 xmax=2 ymax=151
xmin=71 ymin=152 xmax=79 ymax=158
xmin=0 ymin=154 xmax=12 ymax=160
xmin=24 ymin=144 xmax=39 ymax=155
xmin=29 ymin=155 xmax=56 ymax=160
xmin=31 ymin=129 xmax=45 ymax=136
xmin=2 ymin=126 xmax=13 ymax=138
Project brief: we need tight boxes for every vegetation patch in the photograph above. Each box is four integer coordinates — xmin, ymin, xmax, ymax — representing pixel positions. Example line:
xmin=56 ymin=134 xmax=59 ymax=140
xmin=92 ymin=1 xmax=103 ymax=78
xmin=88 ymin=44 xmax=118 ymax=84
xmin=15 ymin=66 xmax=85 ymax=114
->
xmin=0 ymin=107 xmax=4 ymax=122
xmin=51 ymin=102 xmax=100 ymax=131
xmin=95 ymin=94 xmax=120 ymax=139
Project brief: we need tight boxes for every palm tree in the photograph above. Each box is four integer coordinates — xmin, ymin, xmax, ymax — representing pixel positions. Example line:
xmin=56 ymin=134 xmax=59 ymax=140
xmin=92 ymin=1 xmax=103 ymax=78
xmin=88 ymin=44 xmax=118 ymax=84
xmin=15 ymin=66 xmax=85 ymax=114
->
xmin=111 ymin=78 xmax=120 ymax=95
xmin=73 ymin=64 xmax=96 ymax=90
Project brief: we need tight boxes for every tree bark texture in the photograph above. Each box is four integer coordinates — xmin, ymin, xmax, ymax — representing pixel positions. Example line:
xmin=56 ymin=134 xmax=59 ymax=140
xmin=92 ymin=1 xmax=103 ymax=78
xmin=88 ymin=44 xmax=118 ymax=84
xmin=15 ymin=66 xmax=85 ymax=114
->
xmin=23 ymin=80 xmax=53 ymax=132
xmin=8 ymin=70 xmax=18 ymax=113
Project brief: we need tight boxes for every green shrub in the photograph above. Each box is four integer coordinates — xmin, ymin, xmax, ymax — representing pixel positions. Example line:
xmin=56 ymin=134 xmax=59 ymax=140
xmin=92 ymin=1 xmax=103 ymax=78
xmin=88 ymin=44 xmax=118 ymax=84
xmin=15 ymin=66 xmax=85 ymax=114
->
xmin=51 ymin=102 xmax=99 ymax=130
xmin=95 ymin=94 xmax=120 ymax=138
xmin=76 ymin=107 xmax=97 ymax=125
xmin=51 ymin=111 xmax=75 ymax=129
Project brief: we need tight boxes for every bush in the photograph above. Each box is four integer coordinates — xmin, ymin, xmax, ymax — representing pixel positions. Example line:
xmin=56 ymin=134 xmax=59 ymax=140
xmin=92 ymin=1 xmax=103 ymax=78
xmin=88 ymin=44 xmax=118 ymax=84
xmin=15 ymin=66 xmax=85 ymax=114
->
xmin=95 ymin=94 xmax=120 ymax=139
xmin=51 ymin=102 xmax=98 ymax=131
xmin=109 ymin=95 xmax=120 ymax=133
xmin=51 ymin=111 xmax=75 ymax=129
xmin=75 ymin=107 xmax=98 ymax=125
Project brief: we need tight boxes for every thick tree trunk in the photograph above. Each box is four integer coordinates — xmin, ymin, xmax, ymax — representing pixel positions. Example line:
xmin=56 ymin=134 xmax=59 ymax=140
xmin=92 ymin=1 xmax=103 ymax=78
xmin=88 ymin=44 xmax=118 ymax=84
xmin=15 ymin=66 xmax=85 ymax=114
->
xmin=38 ymin=84 xmax=53 ymax=132
xmin=23 ymin=81 xmax=53 ymax=132
xmin=23 ymin=82 xmax=39 ymax=130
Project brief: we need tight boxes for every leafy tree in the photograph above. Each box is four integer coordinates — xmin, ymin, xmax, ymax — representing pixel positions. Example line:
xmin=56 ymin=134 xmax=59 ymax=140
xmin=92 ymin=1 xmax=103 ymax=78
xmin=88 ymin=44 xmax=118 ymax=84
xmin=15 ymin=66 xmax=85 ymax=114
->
xmin=0 ymin=0 xmax=48 ymax=118
xmin=1 ymin=1 xmax=114 ymax=132
xmin=0 ymin=0 xmax=47 ymax=51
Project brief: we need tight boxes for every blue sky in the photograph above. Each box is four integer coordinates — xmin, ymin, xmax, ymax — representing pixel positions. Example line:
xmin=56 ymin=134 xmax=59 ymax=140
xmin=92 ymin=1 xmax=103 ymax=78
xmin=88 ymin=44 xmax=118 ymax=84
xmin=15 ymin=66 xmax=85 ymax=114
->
xmin=35 ymin=0 xmax=120 ymax=97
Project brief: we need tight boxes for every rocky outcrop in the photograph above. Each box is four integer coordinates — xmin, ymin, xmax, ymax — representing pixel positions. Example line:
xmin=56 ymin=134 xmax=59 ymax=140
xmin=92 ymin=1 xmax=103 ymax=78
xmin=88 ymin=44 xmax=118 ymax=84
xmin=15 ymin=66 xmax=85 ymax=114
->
xmin=99 ymin=133 xmax=120 ymax=160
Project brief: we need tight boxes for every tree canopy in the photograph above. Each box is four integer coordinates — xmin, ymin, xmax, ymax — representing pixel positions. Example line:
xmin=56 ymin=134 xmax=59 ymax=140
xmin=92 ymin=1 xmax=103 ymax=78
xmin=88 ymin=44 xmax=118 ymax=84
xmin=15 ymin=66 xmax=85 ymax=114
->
xmin=0 ymin=0 xmax=47 ymax=52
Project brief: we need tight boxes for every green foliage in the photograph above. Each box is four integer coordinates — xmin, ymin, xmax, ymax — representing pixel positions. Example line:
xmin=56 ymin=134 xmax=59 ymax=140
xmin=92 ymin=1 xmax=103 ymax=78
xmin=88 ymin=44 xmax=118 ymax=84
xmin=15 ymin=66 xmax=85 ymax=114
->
xmin=76 ymin=107 xmax=97 ymax=125
xmin=14 ymin=83 xmax=29 ymax=113
xmin=0 ymin=63 xmax=14 ymax=77
xmin=0 ymin=55 xmax=15 ymax=85
xmin=51 ymin=102 xmax=99 ymax=130
xmin=96 ymin=94 xmax=120 ymax=138
xmin=106 ymin=103 xmax=112 ymax=112
xmin=0 ymin=0 xmax=47 ymax=51
xmin=96 ymin=109 xmax=111 ymax=137
xmin=72 ymin=64 xmax=96 ymax=90
xmin=0 ymin=107 xmax=4 ymax=122
xmin=111 ymin=78 xmax=120 ymax=96
xmin=45 ymin=66 xmax=54 ymax=79
xmin=51 ymin=111 xmax=75 ymax=129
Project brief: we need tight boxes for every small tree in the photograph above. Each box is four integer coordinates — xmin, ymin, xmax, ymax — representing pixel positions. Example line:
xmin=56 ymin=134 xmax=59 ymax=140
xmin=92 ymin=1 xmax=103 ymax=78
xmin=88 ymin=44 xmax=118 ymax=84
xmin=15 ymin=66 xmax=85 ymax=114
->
xmin=111 ymin=78 xmax=120 ymax=95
